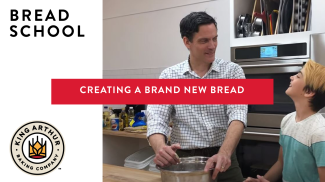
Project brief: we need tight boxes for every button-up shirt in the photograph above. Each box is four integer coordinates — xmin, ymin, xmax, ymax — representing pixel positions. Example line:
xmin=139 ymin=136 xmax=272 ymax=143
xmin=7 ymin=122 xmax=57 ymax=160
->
xmin=146 ymin=58 xmax=247 ymax=149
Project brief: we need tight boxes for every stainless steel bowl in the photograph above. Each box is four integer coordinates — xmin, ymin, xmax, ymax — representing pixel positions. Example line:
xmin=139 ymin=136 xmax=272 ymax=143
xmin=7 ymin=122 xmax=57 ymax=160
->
xmin=156 ymin=156 xmax=215 ymax=182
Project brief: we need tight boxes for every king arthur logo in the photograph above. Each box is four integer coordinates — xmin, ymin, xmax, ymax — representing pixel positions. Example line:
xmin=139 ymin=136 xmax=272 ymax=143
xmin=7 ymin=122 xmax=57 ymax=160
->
xmin=29 ymin=136 xmax=46 ymax=159
xmin=10 ymin=121 xmax=64 ymax=175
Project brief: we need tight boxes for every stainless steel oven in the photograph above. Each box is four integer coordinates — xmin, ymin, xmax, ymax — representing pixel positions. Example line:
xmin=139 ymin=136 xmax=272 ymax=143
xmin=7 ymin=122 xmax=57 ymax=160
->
xmin=231 ymin=41 xmax=314 ymax=142
xmin=232 ymin=33 xmax=325 ymax=179
xmin=240 ymin=60 xmax=305 ymax=142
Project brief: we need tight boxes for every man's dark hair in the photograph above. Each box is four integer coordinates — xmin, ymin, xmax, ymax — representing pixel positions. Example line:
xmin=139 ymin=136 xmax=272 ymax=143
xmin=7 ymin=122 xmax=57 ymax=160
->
xmin=180 ymin=11 xmax=217 ymax=42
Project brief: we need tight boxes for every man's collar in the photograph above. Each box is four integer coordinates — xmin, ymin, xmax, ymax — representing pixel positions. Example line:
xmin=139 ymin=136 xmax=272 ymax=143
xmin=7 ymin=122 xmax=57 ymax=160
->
xmin=180 ymin=58 xmax=191 ymax=75
xmin=210 ymin=58 xmax=220 ymax=72
xmin=181 ymin=55 xmax=219 ymax=75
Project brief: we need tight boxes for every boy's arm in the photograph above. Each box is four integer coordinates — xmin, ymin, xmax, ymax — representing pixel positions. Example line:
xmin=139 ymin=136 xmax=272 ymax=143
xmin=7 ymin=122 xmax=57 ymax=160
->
xmin=318 ymin=167 xmax=325 ymax=182
xmin=263 ymin=146 xmax=283 ymax=182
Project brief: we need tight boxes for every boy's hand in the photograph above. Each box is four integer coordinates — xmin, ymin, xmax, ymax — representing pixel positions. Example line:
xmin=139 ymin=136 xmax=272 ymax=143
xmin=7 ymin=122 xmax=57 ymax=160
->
xmin=256 ymin=175 xmax=270 ymax=182
xmin=244 ymin=177 xmax=260 ymax=182
xmin=244 ymin=175 xmax=269 ymax=182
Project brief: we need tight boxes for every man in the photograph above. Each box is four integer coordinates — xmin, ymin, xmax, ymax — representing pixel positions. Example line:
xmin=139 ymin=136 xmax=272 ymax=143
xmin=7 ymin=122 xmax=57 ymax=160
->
xmin=146 ymin=11 xmax=247 ymax=182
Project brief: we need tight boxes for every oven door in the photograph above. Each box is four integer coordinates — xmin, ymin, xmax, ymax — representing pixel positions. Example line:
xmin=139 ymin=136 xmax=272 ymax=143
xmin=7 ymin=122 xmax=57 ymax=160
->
xmin=239 ymin=60 xmax=305 ymax=142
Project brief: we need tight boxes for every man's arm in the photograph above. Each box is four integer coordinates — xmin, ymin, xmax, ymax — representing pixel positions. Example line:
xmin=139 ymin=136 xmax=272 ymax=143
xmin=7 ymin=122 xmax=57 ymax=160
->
xmin=146 ymin=69 xmax=172 ymax=146
xmin=204 ymin=119 xmax=246 ymax=180
xmin=149 ymin=133 xmax=180 ymax=167
xmin=218 ymin=120 xmax=244 ymax=164
xmin=221 ymin=63 xmax=248 ymax=158
xmin=149 ymin=134 xmax=167 ymax=154
xmin=204 ymin=64 xmax=247 ymax=180
xmin=147 ymin=69 xmax=180 ymax=167
xmin=204 ymin=120 xmax=244 ymax=180
xmin=217 ymin=64 xmax=248 ymax=170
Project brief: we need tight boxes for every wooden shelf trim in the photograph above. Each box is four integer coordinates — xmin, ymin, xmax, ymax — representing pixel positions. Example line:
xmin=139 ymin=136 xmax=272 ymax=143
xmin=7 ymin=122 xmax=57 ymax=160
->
xmin=103 ymin=130 xmax=147 ymax=139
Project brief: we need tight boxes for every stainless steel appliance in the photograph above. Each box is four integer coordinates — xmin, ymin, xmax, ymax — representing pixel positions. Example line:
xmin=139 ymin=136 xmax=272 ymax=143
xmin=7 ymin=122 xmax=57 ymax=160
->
xmin=231 ymin=34 xmax=325 ymax=142
xmin=157 ymin=156 xmax=214 ymax=182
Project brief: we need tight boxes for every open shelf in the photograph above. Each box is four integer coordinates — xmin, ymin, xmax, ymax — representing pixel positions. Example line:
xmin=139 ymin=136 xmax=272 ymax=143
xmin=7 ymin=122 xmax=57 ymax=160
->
xmin=103 ymin=130 xmax=147 ymax=139
xmin=231 ymin=30 xmax=312 ymax=47
xmin=230 ymin=0 xmax=325 ymax=47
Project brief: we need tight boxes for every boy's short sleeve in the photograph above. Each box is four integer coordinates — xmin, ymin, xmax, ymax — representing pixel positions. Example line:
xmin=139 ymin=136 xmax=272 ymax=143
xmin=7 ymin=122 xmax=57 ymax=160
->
xmin=279 ymin=113 xmax=293 ymax=146
xmin=311 ymin=127 xmax=325 ymax=167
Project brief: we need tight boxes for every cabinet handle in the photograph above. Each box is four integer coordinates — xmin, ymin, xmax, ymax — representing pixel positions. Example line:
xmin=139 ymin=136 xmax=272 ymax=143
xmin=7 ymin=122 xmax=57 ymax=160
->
xmin=243 ymin=131 xmax=280 ymax=137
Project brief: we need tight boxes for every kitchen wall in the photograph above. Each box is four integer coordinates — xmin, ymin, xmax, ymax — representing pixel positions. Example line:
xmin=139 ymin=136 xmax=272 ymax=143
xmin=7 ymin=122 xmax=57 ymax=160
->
xmin=102 ymin=0 xmax=231 ymax=165
xmin=103 ymin=0 xmax=230 ymax=71
xmin=103 ymin=67 xmax=165 ymax=109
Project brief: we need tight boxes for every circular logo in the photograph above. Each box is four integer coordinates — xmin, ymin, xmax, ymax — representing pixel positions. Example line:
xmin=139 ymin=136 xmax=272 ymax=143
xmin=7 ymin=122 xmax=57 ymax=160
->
xmin=10 ymin=121 xmax=64 ymax=175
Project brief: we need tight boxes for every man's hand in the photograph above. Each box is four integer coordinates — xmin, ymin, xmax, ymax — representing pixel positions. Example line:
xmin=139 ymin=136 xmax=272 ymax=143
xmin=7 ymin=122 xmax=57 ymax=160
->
xmin=204 ymin=120 xmax=244 ymax=180
xmin=204 ymin=149 xmax=231 ymax=180
xmin=153 ymin=143 xmax=181 ymax=167
xmin=244 ymin=175 xmax=270 ymax=182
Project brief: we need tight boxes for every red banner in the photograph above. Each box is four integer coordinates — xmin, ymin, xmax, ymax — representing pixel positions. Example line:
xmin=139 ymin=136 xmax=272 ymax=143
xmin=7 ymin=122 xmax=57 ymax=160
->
xmin=51 ymin=79 xmax=274 ymax=104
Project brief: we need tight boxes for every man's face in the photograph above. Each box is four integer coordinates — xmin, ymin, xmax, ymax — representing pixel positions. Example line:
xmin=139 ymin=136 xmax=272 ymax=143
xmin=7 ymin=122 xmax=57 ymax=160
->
xmin=184 ymin=23 xmax=218 ymax=63
xmin=285 ymin=69 xmax=306 ymax=99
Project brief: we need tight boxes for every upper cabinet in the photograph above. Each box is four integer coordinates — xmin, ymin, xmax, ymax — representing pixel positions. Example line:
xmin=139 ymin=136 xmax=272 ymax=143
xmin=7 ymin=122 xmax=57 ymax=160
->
xmin=230 ymin=0 xmax=325 ymax=47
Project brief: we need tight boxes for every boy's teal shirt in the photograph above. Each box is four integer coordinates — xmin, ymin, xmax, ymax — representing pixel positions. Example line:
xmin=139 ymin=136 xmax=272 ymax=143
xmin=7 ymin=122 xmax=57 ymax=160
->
xmin=280 ymin=112 xmax=325 ymax=182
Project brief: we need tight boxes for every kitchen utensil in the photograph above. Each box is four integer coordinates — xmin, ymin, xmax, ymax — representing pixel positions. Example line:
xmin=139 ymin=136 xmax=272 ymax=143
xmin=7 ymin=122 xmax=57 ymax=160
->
xmin=251 ymin=0 xmax=261 ymax=22
xmin=263 ymin=0 xmax=280 ymax=35
xmin=236 ymin=14 xmax=252 ymax=38
xmin=252 ymin=17 xmax=263 ymax=36
xmin=252 ymin=31 xmax=261 ymax=36
xmin=236 ymin=15 xmax=245 ymax=38
xmin=275 ymin=0 xmax=283 ymax=34
xmin=244 ymin=23 xmax=253 ymax=37
xmin=270 ymin=10 xmax=278 ymax=34
xmin=157 ymin=156 xmax=215 ymax=182
xmin=295 ymin=2 xmax=299 ymax=10
xmin=295 ymin=0 xmax=299 ymax=30
xmin=304 ymin=0 xmax=311 ymax=31
xmin=278 ymin=0 xmax=293 ymax=33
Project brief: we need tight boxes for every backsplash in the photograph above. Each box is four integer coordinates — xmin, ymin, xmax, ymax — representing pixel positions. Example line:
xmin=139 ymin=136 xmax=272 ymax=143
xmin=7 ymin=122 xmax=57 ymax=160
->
xmin=102 ymin=67 xmax=166 ymax=109
xmin=103 ymin=67 xmax=166 ymax=79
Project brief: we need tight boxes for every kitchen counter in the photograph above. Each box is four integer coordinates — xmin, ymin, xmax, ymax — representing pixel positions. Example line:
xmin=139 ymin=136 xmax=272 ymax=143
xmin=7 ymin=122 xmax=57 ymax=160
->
xmin=103 ymin=164 xmax=161 ymax=182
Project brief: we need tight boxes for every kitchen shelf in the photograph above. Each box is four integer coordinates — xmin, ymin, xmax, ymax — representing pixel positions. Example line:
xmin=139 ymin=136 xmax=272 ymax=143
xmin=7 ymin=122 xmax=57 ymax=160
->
xmin=229 ymin=0 xmax=325 ymax=47
xmin=103 ymin=130 xmax=147 ymax=139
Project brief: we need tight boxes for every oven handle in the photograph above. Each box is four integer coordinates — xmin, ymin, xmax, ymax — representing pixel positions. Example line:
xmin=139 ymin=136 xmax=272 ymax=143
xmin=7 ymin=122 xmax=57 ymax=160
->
xmin=243 ymin=131 xmax=280 ymax=137
xmin=240 ymin=62 xmax=304 ymax=68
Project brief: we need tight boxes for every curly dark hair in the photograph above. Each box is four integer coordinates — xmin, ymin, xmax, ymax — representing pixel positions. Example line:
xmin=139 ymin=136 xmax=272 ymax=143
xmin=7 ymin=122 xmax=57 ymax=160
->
xmin=180 ymin=11 xmax=217 ymax=42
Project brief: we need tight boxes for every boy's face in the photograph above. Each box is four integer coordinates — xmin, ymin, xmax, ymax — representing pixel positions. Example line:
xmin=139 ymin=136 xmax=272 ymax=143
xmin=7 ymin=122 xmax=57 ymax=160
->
xmin=285 ymin=69 xmax=306 ymax=98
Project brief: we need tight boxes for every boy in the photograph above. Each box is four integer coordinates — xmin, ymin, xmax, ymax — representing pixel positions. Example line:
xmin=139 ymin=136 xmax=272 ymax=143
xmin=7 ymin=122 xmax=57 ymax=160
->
xmin=245 ymin=59 xmax=325 ymax=182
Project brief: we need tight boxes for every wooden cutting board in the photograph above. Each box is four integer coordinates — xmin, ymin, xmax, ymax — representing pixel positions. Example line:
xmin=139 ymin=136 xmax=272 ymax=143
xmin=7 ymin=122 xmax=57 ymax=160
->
xmin=103 ymin=164 xmax=161 ymax=182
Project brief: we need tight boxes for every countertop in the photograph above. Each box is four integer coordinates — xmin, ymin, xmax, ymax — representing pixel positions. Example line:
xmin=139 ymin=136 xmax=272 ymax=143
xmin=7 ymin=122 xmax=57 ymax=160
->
xmin=103 ymin=164 xmax=161 ymax=182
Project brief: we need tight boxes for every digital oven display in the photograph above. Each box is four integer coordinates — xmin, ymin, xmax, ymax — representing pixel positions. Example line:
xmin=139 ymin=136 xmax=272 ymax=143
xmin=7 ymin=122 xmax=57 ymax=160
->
xmin=234 ymin=43 xmax=306 ymax=60
xmin=260 ymin=46 xmax=278 ymax=58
